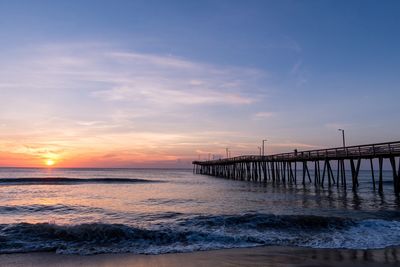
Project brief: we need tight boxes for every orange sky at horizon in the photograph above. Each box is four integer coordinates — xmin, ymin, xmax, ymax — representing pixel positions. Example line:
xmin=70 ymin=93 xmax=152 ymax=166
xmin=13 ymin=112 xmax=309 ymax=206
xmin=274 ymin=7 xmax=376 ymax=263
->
xmin=0 ymin=137 xmax=320 ymax=168
xmin=0 ymin=149 xmax=191 ymax=168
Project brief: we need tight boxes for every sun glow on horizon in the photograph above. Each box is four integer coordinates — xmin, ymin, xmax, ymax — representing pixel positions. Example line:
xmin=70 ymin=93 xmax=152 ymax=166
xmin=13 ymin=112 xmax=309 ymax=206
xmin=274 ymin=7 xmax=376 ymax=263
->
xmin=45 ymin=159 xmax=56 ymax=167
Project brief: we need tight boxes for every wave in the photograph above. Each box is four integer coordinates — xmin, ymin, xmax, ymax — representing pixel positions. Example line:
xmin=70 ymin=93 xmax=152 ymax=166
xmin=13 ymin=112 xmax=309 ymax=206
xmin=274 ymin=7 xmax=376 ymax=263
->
xmin=0 ymin=204 xmax=106 ymax=215
xmin=0 ymin=177 xmax=158 ymax=185
xmin=1 ymin=214 xmax=400 ymax=255
xmin=179 ymin=213 xmax=352 ymax=230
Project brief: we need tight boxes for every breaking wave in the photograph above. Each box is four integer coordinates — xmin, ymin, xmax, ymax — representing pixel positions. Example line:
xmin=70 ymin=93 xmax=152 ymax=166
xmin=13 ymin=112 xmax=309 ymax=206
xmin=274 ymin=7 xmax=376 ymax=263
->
xmin=1 ymin=214 xmax=400 ymax=255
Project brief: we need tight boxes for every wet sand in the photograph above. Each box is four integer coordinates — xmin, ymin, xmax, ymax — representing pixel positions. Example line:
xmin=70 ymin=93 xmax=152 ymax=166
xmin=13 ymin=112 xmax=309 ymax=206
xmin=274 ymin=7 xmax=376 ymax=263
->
xmin=1 ymin=246 xmax=400 ymax=267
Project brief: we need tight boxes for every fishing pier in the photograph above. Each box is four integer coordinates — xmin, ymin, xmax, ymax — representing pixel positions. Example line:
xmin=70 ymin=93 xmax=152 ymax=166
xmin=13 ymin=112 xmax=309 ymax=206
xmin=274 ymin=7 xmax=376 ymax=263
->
xmin=193 ymin=141 xmax=400 ymax=194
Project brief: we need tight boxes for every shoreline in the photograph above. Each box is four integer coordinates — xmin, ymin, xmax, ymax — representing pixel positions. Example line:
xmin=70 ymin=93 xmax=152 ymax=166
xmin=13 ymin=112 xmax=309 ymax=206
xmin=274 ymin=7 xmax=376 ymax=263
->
xmin=1 ymin=246 xmax=400 ymax=267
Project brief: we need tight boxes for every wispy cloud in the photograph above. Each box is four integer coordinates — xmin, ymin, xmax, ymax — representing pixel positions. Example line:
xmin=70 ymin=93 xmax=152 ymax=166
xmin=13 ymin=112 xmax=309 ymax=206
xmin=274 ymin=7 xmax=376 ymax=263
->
xmin=263 ymin=36 xmax=302 ymax=53
xmin=93 ymin=86 xmax=254 ymax=105
xmin=253 ymin=112 xmax=275 ymax=119
xmin=290 ymin=59 xmax=308 ymax=86
xmin=107 ymin=51 xmax=199 ymax=70
xmin=1 ymin=43 xmax=262 ymax=106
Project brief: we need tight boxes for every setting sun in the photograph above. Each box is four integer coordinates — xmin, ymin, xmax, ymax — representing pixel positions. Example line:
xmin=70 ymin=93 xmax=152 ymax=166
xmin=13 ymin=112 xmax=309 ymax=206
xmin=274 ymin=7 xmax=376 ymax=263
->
xmin=45 ymin=159 xmax=55 ymax=166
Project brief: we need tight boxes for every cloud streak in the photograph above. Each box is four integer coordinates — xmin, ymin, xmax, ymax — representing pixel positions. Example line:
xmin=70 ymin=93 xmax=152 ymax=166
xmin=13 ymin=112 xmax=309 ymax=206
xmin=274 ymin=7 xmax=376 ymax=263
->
xmin=253 ymin=112 xmax=275 ymax=119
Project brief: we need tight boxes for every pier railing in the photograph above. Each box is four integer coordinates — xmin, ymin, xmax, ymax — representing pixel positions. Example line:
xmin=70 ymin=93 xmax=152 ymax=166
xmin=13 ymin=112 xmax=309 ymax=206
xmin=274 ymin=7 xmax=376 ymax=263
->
xmin=193 ymin=141 xmax=400 ymax=165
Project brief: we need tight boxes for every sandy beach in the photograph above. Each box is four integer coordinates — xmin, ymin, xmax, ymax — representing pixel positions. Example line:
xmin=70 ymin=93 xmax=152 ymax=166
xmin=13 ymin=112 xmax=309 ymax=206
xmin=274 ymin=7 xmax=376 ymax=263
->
xmin=1 ymin=246 xmax=400 ymax=267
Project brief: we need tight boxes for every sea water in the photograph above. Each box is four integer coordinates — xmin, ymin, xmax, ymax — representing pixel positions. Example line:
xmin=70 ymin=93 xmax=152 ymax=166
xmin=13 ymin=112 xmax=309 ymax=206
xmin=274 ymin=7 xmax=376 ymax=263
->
xmin=0 ymin=168 xmax=399 ymax=254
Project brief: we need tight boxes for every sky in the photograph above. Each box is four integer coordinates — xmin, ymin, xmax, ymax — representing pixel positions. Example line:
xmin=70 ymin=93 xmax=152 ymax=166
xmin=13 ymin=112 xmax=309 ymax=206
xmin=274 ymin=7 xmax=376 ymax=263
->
xmin=0 ymin=0 xmax=399 ymax=168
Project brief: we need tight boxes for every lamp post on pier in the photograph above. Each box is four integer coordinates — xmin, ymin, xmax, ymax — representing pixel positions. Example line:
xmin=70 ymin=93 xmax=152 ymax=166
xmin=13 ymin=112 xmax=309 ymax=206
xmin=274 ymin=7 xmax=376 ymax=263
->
xmin=258 ymin=146 xmax=261 ymax=156
xmin=338 ymin=129 xmax=346 ymax=148
xmin=262 ymin=139 xmax=268 ymax=156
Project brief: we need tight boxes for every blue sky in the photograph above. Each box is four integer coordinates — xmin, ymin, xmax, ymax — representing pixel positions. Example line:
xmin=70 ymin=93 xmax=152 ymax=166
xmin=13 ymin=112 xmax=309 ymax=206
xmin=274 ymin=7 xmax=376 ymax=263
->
xmin=0 ymin=0 xmax=399 ymax=166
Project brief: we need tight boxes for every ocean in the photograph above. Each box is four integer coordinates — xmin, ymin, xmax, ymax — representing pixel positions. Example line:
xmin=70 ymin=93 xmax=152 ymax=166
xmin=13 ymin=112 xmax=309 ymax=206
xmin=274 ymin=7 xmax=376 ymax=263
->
xmin=0 ymin=167 xmax=399 ymax=255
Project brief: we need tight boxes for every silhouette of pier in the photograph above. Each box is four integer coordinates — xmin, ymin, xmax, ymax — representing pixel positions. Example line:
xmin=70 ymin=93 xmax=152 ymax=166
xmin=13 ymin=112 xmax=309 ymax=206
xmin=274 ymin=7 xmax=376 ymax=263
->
xmin=193 ymin=141 xmax=400 ymax=194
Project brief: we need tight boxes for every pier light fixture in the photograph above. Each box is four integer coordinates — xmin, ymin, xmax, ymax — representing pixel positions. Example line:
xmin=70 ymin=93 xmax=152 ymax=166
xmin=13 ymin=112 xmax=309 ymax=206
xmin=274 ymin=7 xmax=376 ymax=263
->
xmin=338 ymin=129 xmax=346 ymax=148
xmin=262 ymin=139 xmax=268 ymax=156
xmin=258 ymin=146 xmax=261 ymax=156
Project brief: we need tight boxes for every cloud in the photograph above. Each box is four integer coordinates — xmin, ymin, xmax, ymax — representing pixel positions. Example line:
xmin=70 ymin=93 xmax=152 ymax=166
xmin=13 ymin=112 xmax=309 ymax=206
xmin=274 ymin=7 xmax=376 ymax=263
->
xmin=90 ymin=50 xmax=260 ymax=106
xmin=290 ymin=60 xmax=308 ymax=86
xmin=253 ymin=112 xmax=275 ymax=119
xmin=263 ymin=36 xmax=302 ymax=53
xmin=107 ymin=51 xmax=199 ymax=70
xmin=1 ymin=43 xmax=263 ymax=106
xmin=93 ymin=86 xmax=255 ymax=105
